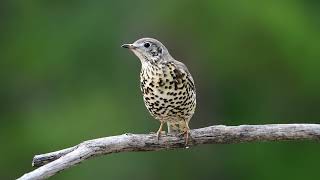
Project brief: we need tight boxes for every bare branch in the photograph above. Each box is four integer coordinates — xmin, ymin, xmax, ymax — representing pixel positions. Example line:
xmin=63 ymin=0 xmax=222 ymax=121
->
xmin=18 ymin=124 xmax=320 ymax=180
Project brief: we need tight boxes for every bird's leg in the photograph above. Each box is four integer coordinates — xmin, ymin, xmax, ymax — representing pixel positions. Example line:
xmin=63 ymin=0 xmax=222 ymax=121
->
xmin=156 ymin=121 xmax=165 ymax=140
xmin=183 ymin=121 xmax=191 ymax=146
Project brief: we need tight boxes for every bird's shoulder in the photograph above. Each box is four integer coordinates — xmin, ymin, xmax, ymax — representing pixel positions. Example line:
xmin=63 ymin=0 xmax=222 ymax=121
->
xmin=162 ymin=59 xmax=195 ymax=91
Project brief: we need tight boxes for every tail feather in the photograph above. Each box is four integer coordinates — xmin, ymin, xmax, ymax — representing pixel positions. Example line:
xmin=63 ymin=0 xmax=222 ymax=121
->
xmin=167 ymin=121 xmax=189 ymax=134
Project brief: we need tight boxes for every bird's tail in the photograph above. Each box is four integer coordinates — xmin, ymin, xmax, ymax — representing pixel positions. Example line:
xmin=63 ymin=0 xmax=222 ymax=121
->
xmin=167 ymin=121 xmax=189 ymax=134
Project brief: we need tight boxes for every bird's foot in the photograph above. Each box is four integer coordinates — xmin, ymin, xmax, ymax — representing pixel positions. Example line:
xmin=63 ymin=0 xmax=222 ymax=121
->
xmin=156 ymin=121 xmax=165 ymax=140
xmin=178 ymin=130 xmax=191 ymax=146
xmin=156 ymin=130 xmax=166 ymax=140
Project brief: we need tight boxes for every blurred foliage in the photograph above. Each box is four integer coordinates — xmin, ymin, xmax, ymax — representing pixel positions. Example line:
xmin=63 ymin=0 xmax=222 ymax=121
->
xmin=1 ymin=0 xmax=320 ymax=179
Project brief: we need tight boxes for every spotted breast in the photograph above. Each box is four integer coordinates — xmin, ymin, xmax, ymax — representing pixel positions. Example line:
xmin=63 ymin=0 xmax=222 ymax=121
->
xmin=122 ymin=37 xmax=196 ymax=144
xmin=140 ymin=60 xmax=196 ymax=134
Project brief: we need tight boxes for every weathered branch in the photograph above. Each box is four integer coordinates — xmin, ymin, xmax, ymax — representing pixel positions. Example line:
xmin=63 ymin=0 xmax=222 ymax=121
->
xmin=18 ymin=124 xmax=320 ymax=180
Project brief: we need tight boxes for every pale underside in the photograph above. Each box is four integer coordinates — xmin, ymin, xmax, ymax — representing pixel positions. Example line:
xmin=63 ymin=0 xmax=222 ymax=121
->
xmin=140 ymin=61 xmax=196 ymax=133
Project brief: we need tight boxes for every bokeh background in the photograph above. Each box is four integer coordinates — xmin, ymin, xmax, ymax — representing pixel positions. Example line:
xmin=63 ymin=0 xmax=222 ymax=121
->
xmin=1 ymin=0 xmax=320 ymax=179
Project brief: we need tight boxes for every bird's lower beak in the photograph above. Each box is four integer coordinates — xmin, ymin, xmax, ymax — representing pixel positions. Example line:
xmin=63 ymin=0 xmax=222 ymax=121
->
xmin=121 ymin=44 xmax=136 ymax=49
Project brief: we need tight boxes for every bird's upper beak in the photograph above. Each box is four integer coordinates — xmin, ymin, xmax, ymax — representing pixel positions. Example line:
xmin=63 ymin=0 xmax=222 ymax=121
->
xmin=121 ymin=44 xmax=136 ymax=49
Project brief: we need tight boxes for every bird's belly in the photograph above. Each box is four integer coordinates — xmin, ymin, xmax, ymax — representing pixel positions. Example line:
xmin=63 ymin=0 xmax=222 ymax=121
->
xmin=141 ymin=81 xmax=196 ymax=122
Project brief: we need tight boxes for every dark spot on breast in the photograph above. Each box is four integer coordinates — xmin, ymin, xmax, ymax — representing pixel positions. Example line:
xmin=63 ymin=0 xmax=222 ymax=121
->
xmin=158 ymin=78 xmax=165 ymax=87
xmin=146 ymin=87 xmax=153 ymax=93
xmin=174 ymin=84 xmax=178 ymax=90
xmin=170 ymin=110 xmax=177 ymax=114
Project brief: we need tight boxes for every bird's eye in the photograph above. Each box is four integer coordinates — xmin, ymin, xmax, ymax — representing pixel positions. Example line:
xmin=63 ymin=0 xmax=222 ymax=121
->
xmin=144 ymin=42 xmax=150 ymax=48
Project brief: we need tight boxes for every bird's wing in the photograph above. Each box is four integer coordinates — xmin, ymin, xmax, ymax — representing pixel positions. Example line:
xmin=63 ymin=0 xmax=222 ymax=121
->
xmin=172 ymin=60 xmax=196 ymax=91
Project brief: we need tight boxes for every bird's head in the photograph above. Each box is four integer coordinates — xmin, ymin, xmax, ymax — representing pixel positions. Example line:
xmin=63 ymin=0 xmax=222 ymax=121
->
xmin=122 ymin=37 xmax=170 ymax=64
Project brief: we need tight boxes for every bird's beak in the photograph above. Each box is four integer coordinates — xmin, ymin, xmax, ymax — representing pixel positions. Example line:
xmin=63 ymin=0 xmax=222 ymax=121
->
xmin=121 ymin=44 xmax=136 ymax=49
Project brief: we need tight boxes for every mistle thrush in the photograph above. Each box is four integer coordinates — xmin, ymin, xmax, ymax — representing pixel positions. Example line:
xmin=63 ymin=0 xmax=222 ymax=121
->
xmin=122 ymin=38 xmax=196 ymax=144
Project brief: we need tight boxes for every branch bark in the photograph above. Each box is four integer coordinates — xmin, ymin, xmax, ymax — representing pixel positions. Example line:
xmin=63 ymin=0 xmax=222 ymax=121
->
xmin=18 ymin=124 xmax=320 ymax=180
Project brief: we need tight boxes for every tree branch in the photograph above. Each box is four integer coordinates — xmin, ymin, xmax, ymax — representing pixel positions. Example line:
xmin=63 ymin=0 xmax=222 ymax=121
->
xmin=18 ymin=124 xmax=320 ymax=180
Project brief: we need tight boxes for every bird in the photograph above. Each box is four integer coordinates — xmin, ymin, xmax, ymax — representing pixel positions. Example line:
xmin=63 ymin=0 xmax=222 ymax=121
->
xmin=122 ymin=37 xmax=196 ymax=145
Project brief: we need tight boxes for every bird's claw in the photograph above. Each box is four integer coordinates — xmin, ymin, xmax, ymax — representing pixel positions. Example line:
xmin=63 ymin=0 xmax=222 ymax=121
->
xmin=156 ymin=130 xmax=166 ymax=140
xmin=178 ymin=130 xmax=191 ymax=146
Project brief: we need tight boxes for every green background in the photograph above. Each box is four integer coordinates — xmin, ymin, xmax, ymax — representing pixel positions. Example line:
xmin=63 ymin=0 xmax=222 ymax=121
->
xmin=1 ymin=0 xmax=320 ymax=179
